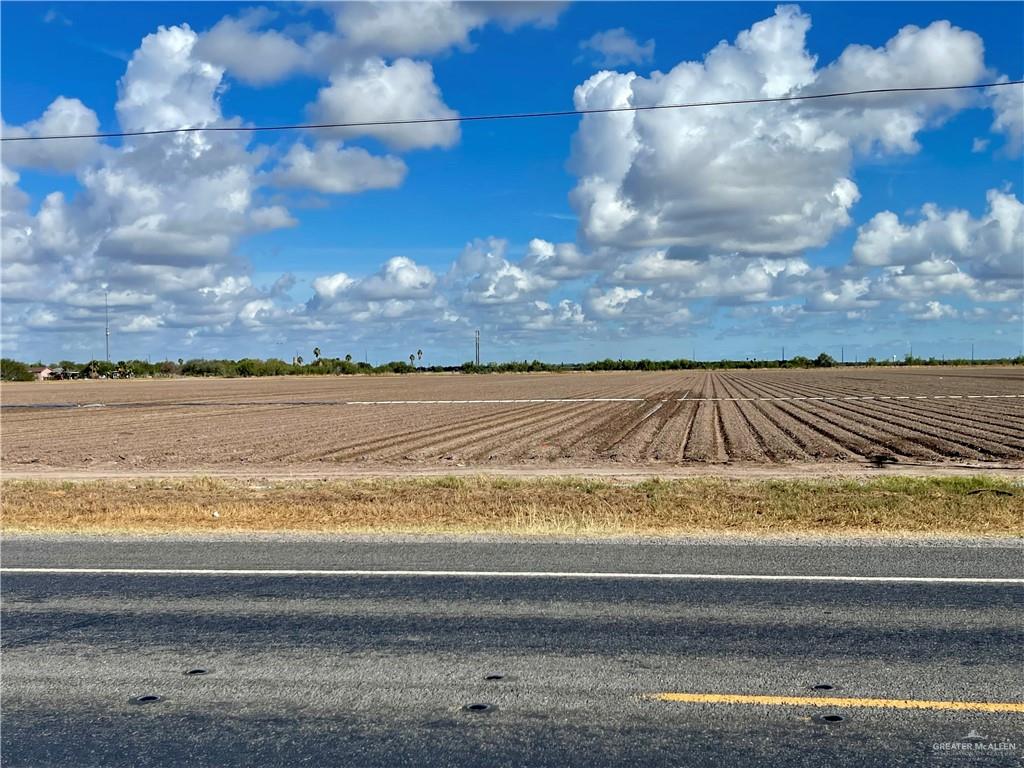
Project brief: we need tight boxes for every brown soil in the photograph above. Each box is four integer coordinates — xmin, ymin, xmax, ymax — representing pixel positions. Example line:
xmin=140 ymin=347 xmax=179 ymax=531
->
xmin=2 ymin=368 xmax=1022 ymax=477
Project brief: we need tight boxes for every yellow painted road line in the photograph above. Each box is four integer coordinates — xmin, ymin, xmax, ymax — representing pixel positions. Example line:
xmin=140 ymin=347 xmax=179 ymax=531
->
xmin=651 ymin=693 xmax=1024 ymax=714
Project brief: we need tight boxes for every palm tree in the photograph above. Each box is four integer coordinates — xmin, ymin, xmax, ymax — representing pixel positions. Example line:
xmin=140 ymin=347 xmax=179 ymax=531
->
xmin=313 ymin=347 xmax=321 ymax=364
xmin=409 ymin=354 xmax=416 ymax=367
xmin=296 ymin=355 xmax=304 ymax=365
xmin=344 ymin=354 xmax=352 ymax=363
xmin=417 ymin=349 xmax=423 ymax=364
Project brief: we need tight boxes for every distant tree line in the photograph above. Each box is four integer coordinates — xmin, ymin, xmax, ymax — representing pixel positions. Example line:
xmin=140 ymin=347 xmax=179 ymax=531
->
xmin=455 ymin=353 xmax=1023 ymax=373
xmin=2 ymin=352 xmax=1020 ymax=381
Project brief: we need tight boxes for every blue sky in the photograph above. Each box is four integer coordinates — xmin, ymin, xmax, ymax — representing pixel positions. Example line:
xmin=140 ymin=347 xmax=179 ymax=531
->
xmin=2 ymin=2 xmax=1022 ymax=365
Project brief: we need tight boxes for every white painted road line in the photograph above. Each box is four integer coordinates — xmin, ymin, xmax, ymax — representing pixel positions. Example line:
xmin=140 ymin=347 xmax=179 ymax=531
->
xmin=343 ymin=394 xmax=1023 ymax=405
xmin=5 ymin=393 xmax=1023 ymax=409
xmin=2 ymin=568 xmax=1021 ymax=584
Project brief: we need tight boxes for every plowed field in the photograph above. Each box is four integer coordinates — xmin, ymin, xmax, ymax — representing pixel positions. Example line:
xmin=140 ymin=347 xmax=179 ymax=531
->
xmin=2 ymin=368 xmax=1022 ymax=473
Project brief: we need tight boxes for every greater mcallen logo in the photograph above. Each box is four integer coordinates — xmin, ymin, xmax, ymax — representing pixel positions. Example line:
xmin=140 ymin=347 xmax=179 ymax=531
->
xmin=933 ymin=730 xmax=1018 ymax=753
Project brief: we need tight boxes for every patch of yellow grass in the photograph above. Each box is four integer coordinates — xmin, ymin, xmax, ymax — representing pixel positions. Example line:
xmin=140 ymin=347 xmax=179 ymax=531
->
xmin=1 ymin=476 xmax=1020 ymax=536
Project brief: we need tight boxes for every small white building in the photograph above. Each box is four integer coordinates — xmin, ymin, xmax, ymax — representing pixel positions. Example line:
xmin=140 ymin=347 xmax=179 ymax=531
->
xmin=29 ymin=367 xmax=53 ymax=381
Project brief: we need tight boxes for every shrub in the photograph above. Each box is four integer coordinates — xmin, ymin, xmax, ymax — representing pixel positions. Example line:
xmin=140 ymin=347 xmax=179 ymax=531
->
xmin=0 ymin=359 xmax=35 ymax=381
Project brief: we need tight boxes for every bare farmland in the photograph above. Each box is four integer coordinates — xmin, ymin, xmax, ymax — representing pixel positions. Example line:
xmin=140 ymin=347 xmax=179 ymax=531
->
xmin=2 ymin=368 xmax=1022 ymax=474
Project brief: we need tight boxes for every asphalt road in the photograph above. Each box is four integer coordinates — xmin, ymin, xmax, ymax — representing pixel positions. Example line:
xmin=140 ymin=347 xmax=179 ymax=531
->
xmin=2 ymin=535 xmax=1022 ymax=767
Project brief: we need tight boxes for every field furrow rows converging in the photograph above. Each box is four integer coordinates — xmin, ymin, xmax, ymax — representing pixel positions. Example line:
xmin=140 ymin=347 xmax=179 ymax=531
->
xmin=743 ymin=375 xmax=1014 ymax=460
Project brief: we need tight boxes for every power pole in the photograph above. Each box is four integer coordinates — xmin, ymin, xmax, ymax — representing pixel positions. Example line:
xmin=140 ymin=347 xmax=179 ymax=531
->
xmin=474 ymin=330 xmax=481 ymax=366
xmin=782 ymin=346 xmax=785 ymax=364
xmin=104 ymin=290 xmax=110 ymax=362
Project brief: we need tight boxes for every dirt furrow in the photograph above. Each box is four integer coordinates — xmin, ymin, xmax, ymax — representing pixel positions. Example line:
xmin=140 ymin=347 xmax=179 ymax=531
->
xmin=710 ymin=377 xmax=769 ymax=462
xmin=739 ymin=375 xmax=1007 ymax=458
xmin=837 ymin=402 xmax=1013 ymax=458
xmin=892 ymin=398 xmax=1024 ymax=428
xmin=739 ymin=375 xmax=1024 ymax=440
xmin=4 ymin=368 xmax=1021 ymax=471
xmin=729 ymin=376 xmax=912 ymax=459
xmin=600 ymin=400 xmax=669 ymax=453
xmin=637 ymin=399 xmax=691 ymax=461
xmin=315 ymin=381 xmax=647 ymax=463
xmin=559 ymin=376 xmax=698 ymax=460
xmin=600 ymin=398 xmax=687 ymax=463
xmin=626 ymin=398 xmax=696 ymax=462
xmin=290 ymin=404 xmax=528 ymax=462
xmin=598 ymin=374 xmax=704 ymax=461
xmin=720 ymin=377 xmax=853 ymax=460
xmin=491 ymin=376 xmax=692 ymax=466
xmin=826 ymin=399 xmax=1024 ymax=456
xmin=464 ymin=402 xmax=612 ymax=462
xmin=715 ymin=375 xmax=805 ymax=461
xmin=680 ymin=373 xmax=726 ymax=462
xmin=316 ymin=401 xmax=588 ymax=463
xmin=5 ymin=405 xmax=290 ymax=466
xmin=468 ymin=374 xmax=675 ymax=463
xmin=739 ymin=377 xmax=958 ymax=460
xmin=393 ymin=401 xmax=620 ymax=463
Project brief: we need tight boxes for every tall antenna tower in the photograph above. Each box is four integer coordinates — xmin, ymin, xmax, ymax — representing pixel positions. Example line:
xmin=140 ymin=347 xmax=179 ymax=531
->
xmin=104 ymin=290 xmax=111 ymax=362
xmin=474 ymin=330 xmax=480 ymax=366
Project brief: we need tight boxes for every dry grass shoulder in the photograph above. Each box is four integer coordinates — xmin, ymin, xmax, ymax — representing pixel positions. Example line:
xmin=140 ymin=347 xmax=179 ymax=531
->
xmin=2 ymin=475 xmax=1021 ymax=536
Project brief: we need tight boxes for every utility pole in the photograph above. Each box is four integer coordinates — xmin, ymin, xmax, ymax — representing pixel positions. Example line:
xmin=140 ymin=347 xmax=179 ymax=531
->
xmin=474 ymin=330 xmax=481 ymax=366
xmin=104 ymin=290 xmax=110 ymax=362
xmin=971 ymin=343 xmax=974 ymax=364
xmin=782 ymin=346 xmax=785 ymax=364
xmin=841 ymin=345 xmax=844 ymax=365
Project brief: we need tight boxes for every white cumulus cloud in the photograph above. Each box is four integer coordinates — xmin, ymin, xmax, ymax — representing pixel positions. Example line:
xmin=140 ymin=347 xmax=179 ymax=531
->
xmin=330 ymin=1 xmax=564 ymax=57
xmin=853 ymin=189 xmax=1023 ymax=280
xmin=579 ymin=28 xmax=654 ymax=67
xmin=448 ymin=238 xmax=556 ymax=305
xmin=358 ymin=257 xmax=438 ymax=300
xmin=310 ymin=57 xmax=459 ymax=151
xmin=1 ymin=24 xmax=297 ymax=352
xmin=116 ymin=24 xmax=226 ymax=132
xmin=195 ymin=8 xmax=309 ymax=85
xmin=904 ymin=300 xmax=958 ymax=321
xmin=2 ymin=97 xmax=101 ymax=172
xmin=989 ymin=78 xmax=1023 ymax=155
xmin=273 ymin=141 xmax=407 ymax=194
xmin=569 ymin=5 xmax=985 ymax=257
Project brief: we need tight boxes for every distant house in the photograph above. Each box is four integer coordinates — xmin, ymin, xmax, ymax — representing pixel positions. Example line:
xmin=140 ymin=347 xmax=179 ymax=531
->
xmin=28 ymin=366 xmax=53 ymax=381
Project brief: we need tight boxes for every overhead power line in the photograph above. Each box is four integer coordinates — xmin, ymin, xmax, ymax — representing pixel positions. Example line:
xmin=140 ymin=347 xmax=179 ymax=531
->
xmin=2 ymin=80 xmax=1020 ymax=142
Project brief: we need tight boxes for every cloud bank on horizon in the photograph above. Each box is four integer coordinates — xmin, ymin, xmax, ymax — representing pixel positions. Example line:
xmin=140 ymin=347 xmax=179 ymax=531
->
xmin=2 ymin=2 xmax=1022 ymax=364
